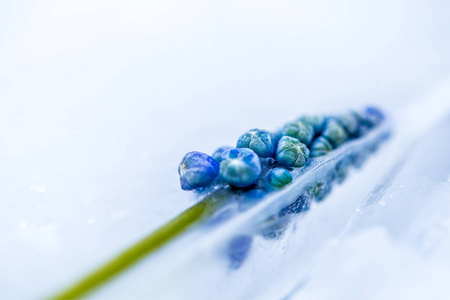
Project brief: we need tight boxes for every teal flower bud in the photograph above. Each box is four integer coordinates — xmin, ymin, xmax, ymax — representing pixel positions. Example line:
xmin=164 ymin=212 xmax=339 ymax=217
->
xmin=280 ymin=121 xmax=315 ymax=146
xmin=178 ymin=151 xmax=220 ymax=190
xmin=276 ymin=136 xmax=310 ymax=168
xmin=322 ymin=119 xmax=348 ymax=147
xmin=335 ymin=111 xmax=361 ymax=137
xmin=236 ymin=129 xmax=276 ymax=158
xmin=310 ymin=136 xmax=333 ymax=157
xmin=220 ymin=148 xmax=262 ymax=187
xmin=298 ymin=115 xmax=326 ymax=135
xmin=362 ymin=106 xmax=385 ymax=128
xmin=266 ymin=168 xmax=293 ymax=189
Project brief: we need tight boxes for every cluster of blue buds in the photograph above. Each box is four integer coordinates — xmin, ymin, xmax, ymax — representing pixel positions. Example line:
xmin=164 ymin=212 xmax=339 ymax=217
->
xmin=178 ymin=106 xmax=385 ymax=192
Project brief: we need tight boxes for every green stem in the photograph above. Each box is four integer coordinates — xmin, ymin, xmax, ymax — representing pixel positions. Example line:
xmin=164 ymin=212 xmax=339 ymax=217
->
xmin=50 ymin=190 xmax=227 ymax=300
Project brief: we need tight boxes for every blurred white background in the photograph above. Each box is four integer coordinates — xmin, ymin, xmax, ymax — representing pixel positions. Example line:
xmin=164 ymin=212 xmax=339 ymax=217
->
xmin=1 ymin=0 xmax=450 ymax=298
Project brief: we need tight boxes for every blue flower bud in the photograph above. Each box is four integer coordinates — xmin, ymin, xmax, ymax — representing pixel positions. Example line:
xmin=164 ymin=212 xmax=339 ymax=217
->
xmin=220 ymin=148 xmax=262 ymax=187
xmin=266 ymin=168 xmax=293 ymax=189
xmin=178 ymin=151 xmax=220 ymax=190
xmin=322 ymin=119 xmax=348 ymax=147
xmin=212 ymin=146 xmax=233 ymax=163
xmin=276 ymin=136 xmax=310 ymax=168
xmin=335 ymin=111 xmax=361 ymax=137
xmin=362 ymin=106 xmax=385 ymax=128
xmin=236 ymin=129 xmax=276 ymax=158
xmin=298 ymin=115 xmax=326 ymax=135
xmin=310 ymin=136 xmax=333 ymax=157
xmin=280 ymin=121 xmax=315 ymax=146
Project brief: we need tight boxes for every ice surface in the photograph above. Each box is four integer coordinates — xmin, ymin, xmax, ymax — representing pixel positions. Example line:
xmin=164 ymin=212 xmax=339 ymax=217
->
xmin=1 ymin=0 xmax=450 ymax=299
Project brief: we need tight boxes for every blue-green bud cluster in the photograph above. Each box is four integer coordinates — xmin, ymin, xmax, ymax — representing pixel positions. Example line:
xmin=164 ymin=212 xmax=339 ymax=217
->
xmin=178 ymin=106 xmax=385 ymax=193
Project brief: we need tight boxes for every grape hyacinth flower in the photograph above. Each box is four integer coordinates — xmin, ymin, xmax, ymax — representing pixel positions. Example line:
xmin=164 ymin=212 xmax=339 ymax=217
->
xmin=266 ymin=168 xmax=293 ymax=189
xmin=178 ymin=106 xmax=385 ymax=193
xmin=280 ymin=121 xmax=315 ymax=146
xmin=310 ymin=136 xmax=333 ymax=157
xmin=236 ymin=129 xmax=276 ymax=158
xmin=322 ymin=119 xmax=349 ymax=147
xmin=276 ymin=136 xmax=310 ymax=168
xmin=55 ymin=105 xmax=389 ymax=300
xmin=178 ymin=151 xmax=220 ymax=190
xmin=220 ymin=148 xmax=262 ymax=187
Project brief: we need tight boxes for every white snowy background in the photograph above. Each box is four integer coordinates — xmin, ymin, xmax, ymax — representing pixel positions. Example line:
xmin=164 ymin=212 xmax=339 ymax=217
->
xmin=1 ymin=0 xmax=450 ymax=299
